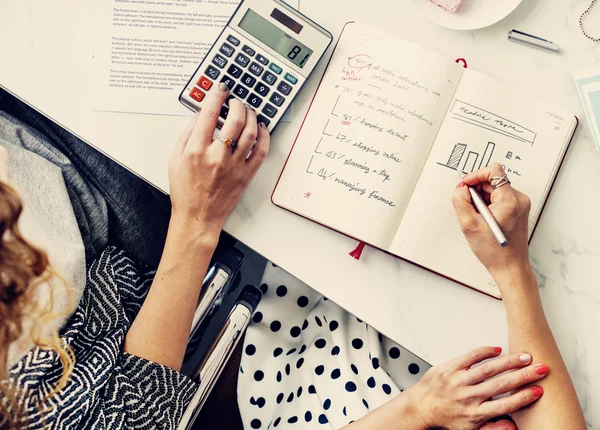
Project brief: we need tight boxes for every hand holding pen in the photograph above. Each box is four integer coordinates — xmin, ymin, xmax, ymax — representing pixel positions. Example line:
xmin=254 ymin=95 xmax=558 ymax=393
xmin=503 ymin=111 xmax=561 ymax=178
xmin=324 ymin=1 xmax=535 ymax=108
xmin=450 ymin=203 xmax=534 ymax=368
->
xmin=452 ymin=163 xmax=532 ymax=279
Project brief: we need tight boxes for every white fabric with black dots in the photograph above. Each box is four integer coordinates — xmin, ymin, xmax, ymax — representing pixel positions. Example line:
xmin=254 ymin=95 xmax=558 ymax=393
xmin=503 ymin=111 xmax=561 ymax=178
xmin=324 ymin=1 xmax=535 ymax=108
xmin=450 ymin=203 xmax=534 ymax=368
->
xmin=238 ymin=262 xmax=431 ymax=429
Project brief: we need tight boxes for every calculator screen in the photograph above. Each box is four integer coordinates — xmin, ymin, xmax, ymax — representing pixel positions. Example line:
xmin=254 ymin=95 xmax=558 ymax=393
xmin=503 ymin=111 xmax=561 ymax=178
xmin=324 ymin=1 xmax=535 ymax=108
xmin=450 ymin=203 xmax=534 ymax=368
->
xmin=238 ymin=8 xmax=314 ymax=68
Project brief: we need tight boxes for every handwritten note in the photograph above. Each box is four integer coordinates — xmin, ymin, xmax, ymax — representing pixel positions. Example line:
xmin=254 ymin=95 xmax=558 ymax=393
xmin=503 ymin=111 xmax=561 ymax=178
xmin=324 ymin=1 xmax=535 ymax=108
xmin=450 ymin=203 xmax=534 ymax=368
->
xmin=273 ymin=23 xmax=464 ymax=250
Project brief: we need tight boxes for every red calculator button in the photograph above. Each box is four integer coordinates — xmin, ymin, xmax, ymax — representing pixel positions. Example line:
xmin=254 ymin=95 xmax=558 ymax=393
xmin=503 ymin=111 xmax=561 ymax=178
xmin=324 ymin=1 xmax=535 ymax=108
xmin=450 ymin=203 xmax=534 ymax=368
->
xmin=197 ymin=76 xmax=213 ymax=91
xmin=189 ymin=88 xmax=205 ymax=102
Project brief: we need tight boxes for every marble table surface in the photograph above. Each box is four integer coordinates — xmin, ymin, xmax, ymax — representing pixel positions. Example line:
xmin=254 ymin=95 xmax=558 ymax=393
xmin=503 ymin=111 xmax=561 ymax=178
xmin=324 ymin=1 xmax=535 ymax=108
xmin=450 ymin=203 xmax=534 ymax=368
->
xmin=1 ymin=0 xmax=599 ymax=426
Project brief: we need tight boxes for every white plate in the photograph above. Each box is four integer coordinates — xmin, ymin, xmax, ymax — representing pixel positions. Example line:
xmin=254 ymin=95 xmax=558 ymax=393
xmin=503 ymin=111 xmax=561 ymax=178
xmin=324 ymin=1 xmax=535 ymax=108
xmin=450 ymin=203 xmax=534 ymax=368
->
xmin=410 ymin=0 xmax=524 ymax=30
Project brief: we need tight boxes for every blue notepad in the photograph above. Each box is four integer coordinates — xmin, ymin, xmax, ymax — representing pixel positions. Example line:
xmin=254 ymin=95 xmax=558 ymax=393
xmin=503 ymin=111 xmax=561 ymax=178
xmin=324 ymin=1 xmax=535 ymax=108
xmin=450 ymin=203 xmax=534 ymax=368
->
xmin=573 ymin=66 xmax=600 ymax=153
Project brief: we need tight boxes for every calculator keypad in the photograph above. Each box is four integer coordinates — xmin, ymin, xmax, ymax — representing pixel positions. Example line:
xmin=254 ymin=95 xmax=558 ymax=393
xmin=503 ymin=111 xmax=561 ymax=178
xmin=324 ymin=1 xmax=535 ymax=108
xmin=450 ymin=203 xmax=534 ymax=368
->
xmin=186 ymin=33 xmax=306 ymax=130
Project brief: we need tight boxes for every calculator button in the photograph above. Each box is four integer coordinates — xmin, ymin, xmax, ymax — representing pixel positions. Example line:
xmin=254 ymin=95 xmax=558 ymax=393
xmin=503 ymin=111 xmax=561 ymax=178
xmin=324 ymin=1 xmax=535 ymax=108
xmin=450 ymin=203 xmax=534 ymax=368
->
xmin=205 ymin=65 xmax=220 ymax=80
xmin=227 ymin=64 xmax=243 ymax=78
xmin=257 ymin=114 xmax=271 ymax=127
xmin=269 ymin=63 xmax=283 ymax=75
xmin=255 ymin=83 xmax=270 ymax=97
xmin=220 ymin=105 xmax=229 ymax=119
xmin=262 ymin=71 xmax=277 ymax=86
xmin=233 ymin=84 xmax=250 ymax=100
xmin=227 ymin=35 xmax=240 ymax=46
xmin=249 ymin=62 xmax=264 ymax=77
xmin=241 ymin=73 xmax=257 ymax=88
xmin=189 ymin=88 xmax=206 ymax=102
xmin=262 ymin=103 xmax=278 ymax=118
xmin=269 ymin=92 xmax=285 ymax=107
xmin=212 ymin=54 xmax=228 ymax=69
xmin=235 ymin=53 xmax=250 ymax=67
xmin=256 ymin=54 xmax=269 ymax=65
xmin=197 ymin=76 xmax=213 ymax=91
xmin=220 ymin=75 xmax=236 ymax=90
xmin=247 ymin=94 xmax=263 ymax=109
xmin=284 ymin=73 xmax=298 ymax=85
xmin=277 ymin=82 xmax=292 ymax=96
xmin=242 ymin=45 xmax=256 ymax=56
xmin=220 ymin=43 xmax=235 ymax=58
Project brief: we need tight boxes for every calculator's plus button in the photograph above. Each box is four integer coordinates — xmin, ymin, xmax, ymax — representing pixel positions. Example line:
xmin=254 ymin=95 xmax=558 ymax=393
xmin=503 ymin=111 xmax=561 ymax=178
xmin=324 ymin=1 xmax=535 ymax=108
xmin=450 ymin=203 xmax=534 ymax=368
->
xmin=205 ymin=65 xmax=220 ymax=80
xmin=284 ymin=73 xmax=298 ymax=85
xmin=255 ymin=82 xmax=270 ymax=97
xmin=212 ymin=54 xmax=228 ymax=69
xmin=249 ymin=62 xmax=264 ymax=77
xmin=220 ymin=43 xmax=235 ymax=57
xmin=269 ymin=63 xmax=283 ymax=75
xmin=256 ymin=54 xmax=269 ymax=66
xmin=197 ymin=76 xmax=213 ymax=91
xmin=277 ymin=81 xmax=292 ymax=96
xmin=241 ymin=73 xmax=257 ymax=88
xmin=235 ymin=53 xmax=250 ymax=67
xmin=233 ymin=84 xmax=250 ymax=100
xmin=269 ymin=92 xmax=285 ymax=107
xmin=262 ymin=103 xmax=278 ymax=118
xmin=247 ymin=94 xmax=263 ymax=109
xmin=189 ymin=88 xmax=206 ymax=102
xmin=227 ymin=64 xmax=243 ymax=79
xmin=262 ymin=71 xmax=277 ymax=86
xmin=257 ymin=114 xmax=271 ymax=127
xmin=242 ymin=45 xmax=256 ymax=56
xmin=226 ymin=35 xmax=240 ymax=46
xmin=220 ymin=105 xmax=230 ymax=119
xmin=220 ymin=75 xmax=236 ymax=90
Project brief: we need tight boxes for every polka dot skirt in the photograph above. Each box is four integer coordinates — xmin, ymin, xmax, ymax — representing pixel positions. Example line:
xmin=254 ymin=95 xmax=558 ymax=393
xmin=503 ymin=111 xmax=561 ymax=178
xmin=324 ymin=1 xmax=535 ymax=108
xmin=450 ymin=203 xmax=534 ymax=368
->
xmin=238 ymin=263 xmax=431 ymax=429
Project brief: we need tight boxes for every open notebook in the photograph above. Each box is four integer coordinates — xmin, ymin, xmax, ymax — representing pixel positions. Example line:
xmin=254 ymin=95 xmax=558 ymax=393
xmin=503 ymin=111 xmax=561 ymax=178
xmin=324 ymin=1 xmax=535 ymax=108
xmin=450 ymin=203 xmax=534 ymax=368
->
xmin=272 ymin=23 xmax=577 ymax=298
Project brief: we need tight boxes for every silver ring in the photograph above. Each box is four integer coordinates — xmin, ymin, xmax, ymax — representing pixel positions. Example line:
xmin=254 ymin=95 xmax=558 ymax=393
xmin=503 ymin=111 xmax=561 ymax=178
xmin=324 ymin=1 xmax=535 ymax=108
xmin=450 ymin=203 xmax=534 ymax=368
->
xmin=215 ymin=135 xmax=236 ymax=148
xmin=490 ymin=175 xmax=511 ymax=190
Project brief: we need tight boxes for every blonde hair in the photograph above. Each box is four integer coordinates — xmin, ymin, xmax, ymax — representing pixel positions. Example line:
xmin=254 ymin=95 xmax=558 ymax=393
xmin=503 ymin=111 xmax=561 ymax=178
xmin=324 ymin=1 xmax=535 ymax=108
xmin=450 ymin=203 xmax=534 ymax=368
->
xmin=0 ymin=181 xmax=75 ymax=428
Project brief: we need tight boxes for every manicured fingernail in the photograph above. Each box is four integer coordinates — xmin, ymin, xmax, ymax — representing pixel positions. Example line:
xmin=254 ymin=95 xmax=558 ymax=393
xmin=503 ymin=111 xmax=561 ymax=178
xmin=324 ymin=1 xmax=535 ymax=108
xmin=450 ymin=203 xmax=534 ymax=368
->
xmin=493 ymin=346 xmax=502 ymax=353
xmin=219 ymin=82 xmax=229 ymax=92
xmin=259 ymin=122 xmax=267 ymax=129
xmin=535 ymin=364 xmax=549 ymax=375
xmin=531 ymin=386 xmax=543 ymax=397
xmin=519 ymin=353 xmax=532 ymax=364
xmin=456 ymin=181 xmax=465 ymax=188
xmin=244 ymin=103 xmax=256 ymax=112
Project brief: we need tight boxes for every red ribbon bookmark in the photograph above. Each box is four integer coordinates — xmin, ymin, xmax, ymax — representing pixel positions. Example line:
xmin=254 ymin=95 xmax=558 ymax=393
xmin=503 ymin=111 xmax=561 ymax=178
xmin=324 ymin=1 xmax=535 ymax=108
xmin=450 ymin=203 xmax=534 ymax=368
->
xmin=349 ymin=241 xmax=366 ymax=260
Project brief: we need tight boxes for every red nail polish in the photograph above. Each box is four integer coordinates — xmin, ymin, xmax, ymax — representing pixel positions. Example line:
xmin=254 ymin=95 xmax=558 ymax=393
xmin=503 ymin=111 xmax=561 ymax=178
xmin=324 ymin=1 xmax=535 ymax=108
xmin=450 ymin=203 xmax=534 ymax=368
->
xmin=535 ymin=364 xmax=549 ymax=375
xmin=531 ymin=386 xmax=543 ymax=397
xmin=493 ymin=346 xmax=502 ymax=353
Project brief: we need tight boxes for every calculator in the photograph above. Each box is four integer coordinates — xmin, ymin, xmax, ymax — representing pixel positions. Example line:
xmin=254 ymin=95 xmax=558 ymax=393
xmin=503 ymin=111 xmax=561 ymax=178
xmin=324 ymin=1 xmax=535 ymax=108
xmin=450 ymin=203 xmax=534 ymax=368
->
xmin=179 ymin=0 xmax=332 ymax=132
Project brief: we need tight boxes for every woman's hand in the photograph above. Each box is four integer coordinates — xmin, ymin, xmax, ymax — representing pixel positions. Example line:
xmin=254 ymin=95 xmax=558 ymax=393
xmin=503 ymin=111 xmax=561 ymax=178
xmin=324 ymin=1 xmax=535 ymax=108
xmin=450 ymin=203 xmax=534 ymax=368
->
xmin=168 ymin=83 xmax=270 ymax=244
xmin=452 ymin=163 xmax=531 ymax=278
xmin=405 ymin=346 xmax=548 ymax=430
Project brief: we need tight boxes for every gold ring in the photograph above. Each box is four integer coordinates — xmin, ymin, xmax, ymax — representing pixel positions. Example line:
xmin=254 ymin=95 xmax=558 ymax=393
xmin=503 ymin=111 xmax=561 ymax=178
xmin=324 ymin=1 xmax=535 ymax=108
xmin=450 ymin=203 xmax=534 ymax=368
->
xmin=215 ymin=135 xmax=236 ymax=148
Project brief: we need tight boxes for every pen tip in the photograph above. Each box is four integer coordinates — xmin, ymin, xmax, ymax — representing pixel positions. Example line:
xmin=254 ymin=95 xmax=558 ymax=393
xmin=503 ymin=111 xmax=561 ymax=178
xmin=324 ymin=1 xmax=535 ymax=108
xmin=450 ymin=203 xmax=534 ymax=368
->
xmin=501 ymin=241 xmax=508 ymax=247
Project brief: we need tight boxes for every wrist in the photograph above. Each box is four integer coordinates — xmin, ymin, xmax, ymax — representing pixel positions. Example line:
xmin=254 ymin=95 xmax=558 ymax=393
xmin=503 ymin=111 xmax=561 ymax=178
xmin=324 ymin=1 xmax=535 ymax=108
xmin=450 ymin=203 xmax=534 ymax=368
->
xmin=168 ymin=214 xmax=221 ymax=252
xmin=491 ymin=262 xmax=539 ymax=298
xmin=392 ymin=387 xmax=429 ymax=430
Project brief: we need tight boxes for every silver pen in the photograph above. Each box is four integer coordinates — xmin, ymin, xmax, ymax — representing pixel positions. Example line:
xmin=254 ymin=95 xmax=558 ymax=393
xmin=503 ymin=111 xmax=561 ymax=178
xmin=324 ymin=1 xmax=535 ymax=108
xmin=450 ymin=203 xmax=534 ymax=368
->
xmin=468 ymin=186 xmax=508 ymax=247
xmin=508 ymin=29 xmax=559 ymax=53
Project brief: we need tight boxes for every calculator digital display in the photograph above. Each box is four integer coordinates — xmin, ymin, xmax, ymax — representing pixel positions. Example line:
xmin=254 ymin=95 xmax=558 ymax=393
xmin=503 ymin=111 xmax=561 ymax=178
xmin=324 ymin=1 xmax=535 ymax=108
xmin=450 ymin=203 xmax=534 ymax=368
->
xmin=238 ymin=8 xmax=313 ymax=68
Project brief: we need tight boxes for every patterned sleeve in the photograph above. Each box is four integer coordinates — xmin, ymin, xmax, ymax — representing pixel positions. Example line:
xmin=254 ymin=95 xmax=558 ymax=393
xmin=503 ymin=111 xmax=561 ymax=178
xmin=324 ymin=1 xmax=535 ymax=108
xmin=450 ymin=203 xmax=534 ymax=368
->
xmin=99 ymin=352 xmax=198 ymax=429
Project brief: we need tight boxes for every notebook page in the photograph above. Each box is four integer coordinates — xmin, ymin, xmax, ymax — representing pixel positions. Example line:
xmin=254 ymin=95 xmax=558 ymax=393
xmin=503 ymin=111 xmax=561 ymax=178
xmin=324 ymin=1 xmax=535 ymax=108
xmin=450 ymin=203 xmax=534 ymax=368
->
xmin=391 ymin=69 xmax=575 ymax=297
xmin=273 ymin=23 xmax=464 ymax=250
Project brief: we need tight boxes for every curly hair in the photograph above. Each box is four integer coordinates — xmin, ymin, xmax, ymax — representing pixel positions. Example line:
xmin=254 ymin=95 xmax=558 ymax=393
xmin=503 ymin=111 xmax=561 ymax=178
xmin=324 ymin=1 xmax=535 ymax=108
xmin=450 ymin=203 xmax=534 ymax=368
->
xmin=0 ymin=180 xmax=75 ymax=428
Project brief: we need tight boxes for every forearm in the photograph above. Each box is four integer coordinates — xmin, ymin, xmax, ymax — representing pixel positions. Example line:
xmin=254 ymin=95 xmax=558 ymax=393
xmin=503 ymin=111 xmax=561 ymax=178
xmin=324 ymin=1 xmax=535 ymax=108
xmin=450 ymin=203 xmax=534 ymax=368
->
xmin=494 ymin=266 xmax=586 ymax=429
xmin=124 ymin=216 xmax=219 ymax=371
xmin=344 ymin=389 xmax=426 ymax=430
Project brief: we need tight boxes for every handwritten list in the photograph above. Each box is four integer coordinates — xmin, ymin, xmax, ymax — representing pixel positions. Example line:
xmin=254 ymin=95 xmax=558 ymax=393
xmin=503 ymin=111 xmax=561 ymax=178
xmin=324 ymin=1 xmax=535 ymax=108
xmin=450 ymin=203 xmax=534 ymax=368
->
xmin=273 ymin=23 xmax=464 ymax=250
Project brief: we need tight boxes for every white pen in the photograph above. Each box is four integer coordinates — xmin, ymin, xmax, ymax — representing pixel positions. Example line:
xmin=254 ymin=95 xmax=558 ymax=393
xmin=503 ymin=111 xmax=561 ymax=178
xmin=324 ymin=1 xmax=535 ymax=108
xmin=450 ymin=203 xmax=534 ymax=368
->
xmin=508 ymin=29 xmax=559 ymax=53
xmin=468 ymin=186 xmax=508 ymax=247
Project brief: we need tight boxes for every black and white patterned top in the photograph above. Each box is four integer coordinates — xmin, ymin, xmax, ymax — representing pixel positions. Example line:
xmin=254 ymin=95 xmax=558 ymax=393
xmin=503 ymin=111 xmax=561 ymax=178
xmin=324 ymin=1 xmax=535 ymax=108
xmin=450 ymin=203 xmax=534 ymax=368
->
xmin=5 ymin=247 xmax=198 ymax=429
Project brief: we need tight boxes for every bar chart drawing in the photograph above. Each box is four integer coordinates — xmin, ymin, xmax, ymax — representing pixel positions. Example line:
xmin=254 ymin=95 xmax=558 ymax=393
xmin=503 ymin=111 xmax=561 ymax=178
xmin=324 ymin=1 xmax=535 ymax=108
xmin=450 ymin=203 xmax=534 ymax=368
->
xmin=437 ymin=142 xmax=496 ymax=173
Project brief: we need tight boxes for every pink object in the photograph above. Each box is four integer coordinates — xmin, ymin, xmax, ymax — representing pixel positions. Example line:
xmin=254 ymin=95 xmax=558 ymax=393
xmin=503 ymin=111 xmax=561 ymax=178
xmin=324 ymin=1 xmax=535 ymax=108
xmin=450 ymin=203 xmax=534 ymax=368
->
xmin=429 ymin=0 xmax=464 ymax=13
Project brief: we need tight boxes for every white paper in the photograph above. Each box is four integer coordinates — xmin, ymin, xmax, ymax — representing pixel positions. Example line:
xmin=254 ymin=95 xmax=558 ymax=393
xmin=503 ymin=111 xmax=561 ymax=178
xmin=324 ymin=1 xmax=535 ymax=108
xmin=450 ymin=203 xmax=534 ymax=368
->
xmin=273 ymin=23 xmax=464 ymax=250
xmin=91 ymin=0 xmax=297 ymax=118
